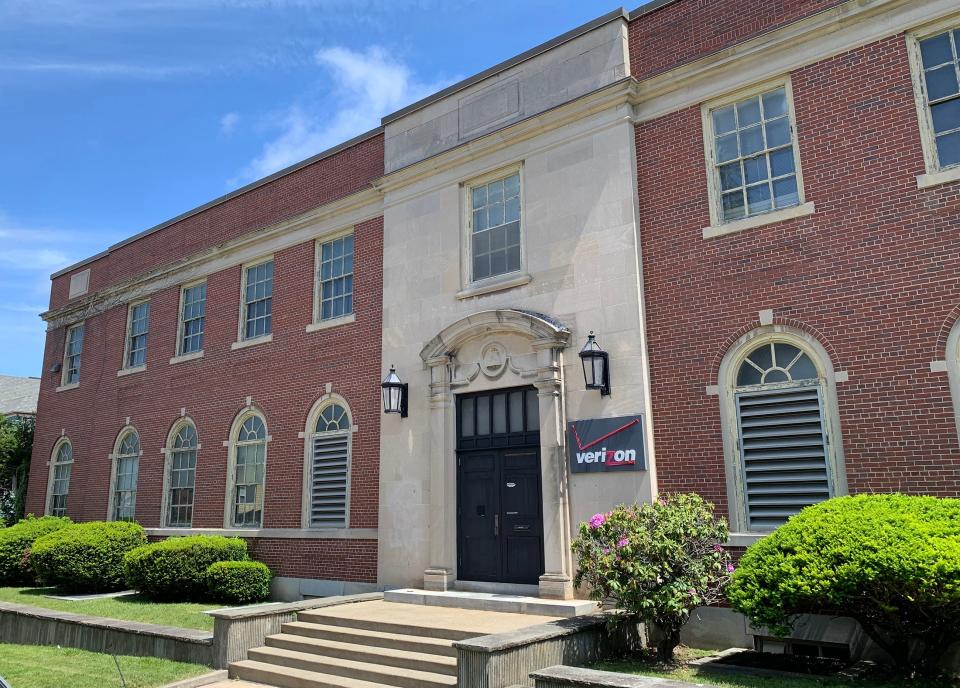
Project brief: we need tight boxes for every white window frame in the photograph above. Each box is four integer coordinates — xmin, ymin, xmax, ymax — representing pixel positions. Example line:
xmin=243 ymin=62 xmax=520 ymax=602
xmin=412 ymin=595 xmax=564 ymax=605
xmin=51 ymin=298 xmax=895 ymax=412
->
xmin=46 ymin=437 xmax=73 ymax=517
xmin=301 ymin=395 xmax=355 ymax=530
xmin=107 ymin=426 xmax=141 ymax=521
xmin=223 ymin=408 xmax=271 ymax=529
xmin=233 ymin=256 xmax=274 ymax=349
xmin=120 ymin=300 xmax=150 ymax=373
xmin=700 ymin=76 xmax=814 ymax=239
xmin=907 ymin=19 xmax=960 ymax=189
xmin=173 ymin=280 xmax=207 ymax=362
xmin=716 ymin=326 xmax=848 ymax=535
xmin=60 ymin=323 xmax=85 ymax=389
xmin=160 ymin=418 xmax=200 ymax=528
xmin=459 ymin=163 xmax=530 ymax=297
xmin=309 ymin=228 xmax=356 ymax=332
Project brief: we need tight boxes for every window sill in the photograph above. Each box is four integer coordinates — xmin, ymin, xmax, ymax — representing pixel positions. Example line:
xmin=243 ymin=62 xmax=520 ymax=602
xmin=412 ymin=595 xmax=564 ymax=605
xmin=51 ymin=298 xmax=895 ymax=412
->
xmin=917 ymin=165 xmax=960 ymax=190
xmin=702 ymin=202 xmax=816 ymax=239
xmin=55 ymin=382 xmax=79 ymax=392
xmin=145 ymin=526 xmax=377 ymax=540
xmin=170 ymin=350 xmax=204 ymax=365
xmin=456 ymin=272 xmax=532 ymax=300
xmin=727 ymin=532 xmax=767 ymax=547
xmin=306 ymin=313 xmax=356 ymax=333
xmin=117 ymin=365 xmax=146 ymax=377
xmin=231 ymin=334 xmax=273 ymax=351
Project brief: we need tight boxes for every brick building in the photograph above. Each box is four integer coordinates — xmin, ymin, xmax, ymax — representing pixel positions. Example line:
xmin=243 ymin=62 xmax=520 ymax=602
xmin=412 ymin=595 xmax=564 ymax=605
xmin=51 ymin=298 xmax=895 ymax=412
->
xmin=27 ymin=0 xmax=960 ymax=612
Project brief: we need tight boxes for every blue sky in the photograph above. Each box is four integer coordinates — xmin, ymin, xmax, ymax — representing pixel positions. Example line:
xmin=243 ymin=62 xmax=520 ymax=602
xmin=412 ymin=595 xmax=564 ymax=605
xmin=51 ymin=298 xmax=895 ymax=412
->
xmin=0 ymin=0 xmax=630 ymax=377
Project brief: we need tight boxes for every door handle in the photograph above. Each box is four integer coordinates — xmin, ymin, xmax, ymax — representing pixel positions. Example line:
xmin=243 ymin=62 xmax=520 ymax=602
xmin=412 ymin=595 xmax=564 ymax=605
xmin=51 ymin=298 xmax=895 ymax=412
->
xmin=514 ymin=524 xmax=530 ymax=531
xmin=494 ymin=514 xmax=500 ymax=537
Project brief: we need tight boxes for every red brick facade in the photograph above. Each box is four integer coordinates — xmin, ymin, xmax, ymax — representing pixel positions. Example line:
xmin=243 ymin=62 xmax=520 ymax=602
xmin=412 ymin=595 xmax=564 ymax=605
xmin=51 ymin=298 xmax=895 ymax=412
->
xmin=633 ymin=15 xmax=960 ymax=519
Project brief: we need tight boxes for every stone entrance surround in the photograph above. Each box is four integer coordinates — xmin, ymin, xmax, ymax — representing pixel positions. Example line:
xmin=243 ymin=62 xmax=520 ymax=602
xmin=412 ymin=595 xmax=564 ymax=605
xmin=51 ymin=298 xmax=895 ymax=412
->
xmin=418 ymin=309 xmax=574 ymax=599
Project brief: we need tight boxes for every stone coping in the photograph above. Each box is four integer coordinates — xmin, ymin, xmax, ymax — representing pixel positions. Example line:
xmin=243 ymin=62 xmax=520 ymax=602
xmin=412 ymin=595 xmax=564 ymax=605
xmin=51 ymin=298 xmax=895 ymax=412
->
xmin=204 ymin=591 xmax=382 ymax=620
xmin=530 ymin=665 xmax=714 ymax=687
xmin=454 ymin=611 xmax=616 ymax=653
xmin=0 ymin=601 xmax=213 ymax=643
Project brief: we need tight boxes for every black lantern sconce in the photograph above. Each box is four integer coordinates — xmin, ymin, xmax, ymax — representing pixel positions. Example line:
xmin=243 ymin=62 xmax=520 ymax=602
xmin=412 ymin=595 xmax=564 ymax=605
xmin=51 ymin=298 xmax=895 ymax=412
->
xmin=579 ymin=331 xmax=610 ymax=396
xmin=381 ymin=365 xmax=408 ymax=417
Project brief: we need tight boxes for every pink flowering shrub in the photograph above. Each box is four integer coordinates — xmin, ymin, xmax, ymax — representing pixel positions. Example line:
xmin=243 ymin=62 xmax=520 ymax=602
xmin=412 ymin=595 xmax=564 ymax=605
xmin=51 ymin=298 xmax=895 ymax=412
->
xmin=572 ymin=493 xmax=731 ymax=662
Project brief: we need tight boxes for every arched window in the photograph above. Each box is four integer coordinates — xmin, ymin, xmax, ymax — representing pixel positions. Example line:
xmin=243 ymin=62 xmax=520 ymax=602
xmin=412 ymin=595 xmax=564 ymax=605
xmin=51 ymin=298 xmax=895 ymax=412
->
xmin=228 ymin=412 xmax=268 ymax=528
xmin=47 ymin=439 xmax=73 ymax=517
xmin=304 ymin=399 xmax=351 ymax=528
xmin=111 ymin=429 xmax=140 ymax=521
xmin=721 ymin=333 xmax=844 ymax=532
xmin=165 ymin=421 xmax=198 ymax=527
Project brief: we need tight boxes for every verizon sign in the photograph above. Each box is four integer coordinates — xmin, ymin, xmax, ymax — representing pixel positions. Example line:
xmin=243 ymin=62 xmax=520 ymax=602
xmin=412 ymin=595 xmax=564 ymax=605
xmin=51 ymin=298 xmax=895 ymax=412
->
xmin=567 ymin=415 xmax=647 ymax=473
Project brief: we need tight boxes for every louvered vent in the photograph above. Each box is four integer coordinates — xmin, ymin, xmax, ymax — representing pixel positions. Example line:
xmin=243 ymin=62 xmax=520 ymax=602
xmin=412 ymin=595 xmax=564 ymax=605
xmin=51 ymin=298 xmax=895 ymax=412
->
xmin=310 ymin=434 xmax=348 ymax=527
xmin=736 ymin=385 xmax=831 ymax=530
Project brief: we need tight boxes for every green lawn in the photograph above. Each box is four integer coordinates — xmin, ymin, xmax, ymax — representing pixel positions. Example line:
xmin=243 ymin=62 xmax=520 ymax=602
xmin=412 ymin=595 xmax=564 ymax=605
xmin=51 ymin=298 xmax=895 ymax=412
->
xmin=594 ymin=649 xmax=958 ymax=688
xmin=0 ymin=643 xmax=208 ymax=688
xmin=0 ymin=587 xmax=225 ymax=631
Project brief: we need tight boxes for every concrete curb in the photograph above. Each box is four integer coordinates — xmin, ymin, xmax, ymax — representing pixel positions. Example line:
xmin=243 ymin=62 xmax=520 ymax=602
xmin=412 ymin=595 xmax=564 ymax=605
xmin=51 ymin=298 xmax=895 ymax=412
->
xmin=160 ymin=670 xmax=228 ymax=688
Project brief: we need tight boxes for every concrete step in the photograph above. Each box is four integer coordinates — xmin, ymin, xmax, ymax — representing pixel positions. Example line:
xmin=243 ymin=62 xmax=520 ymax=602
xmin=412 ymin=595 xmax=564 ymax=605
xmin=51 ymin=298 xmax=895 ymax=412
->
xmin=297 ymin=609 xmax=475 ymax=641
xmin=245 ymin=646 xmax=457 ymax=688
xmin=264 ymin=633 xmax=458 ymax=676
xmin=280 ymin=621 xmax=458 ymax=657
xmin=229 ymin=660 xmax=389 ymax=688
xmin=384 ymin=588 xmax=599 ymax=618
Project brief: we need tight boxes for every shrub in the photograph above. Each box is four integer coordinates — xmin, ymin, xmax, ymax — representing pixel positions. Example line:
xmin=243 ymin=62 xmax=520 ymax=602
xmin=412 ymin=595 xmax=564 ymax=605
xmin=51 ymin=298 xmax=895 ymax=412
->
xmin=0 ymin=515 xmax=72 ymax=585
xmin=30 ymin=520 xmax=146 ymax=592
xmin=728 ymin=494 xmax=960 ymax=674
xmin=125 ymin=535 xmax=249 ymax=601
xmin=206 ymin=560 xmax=272 ymax=605
xmin=572 ymin=493 xmax=732 ymax=662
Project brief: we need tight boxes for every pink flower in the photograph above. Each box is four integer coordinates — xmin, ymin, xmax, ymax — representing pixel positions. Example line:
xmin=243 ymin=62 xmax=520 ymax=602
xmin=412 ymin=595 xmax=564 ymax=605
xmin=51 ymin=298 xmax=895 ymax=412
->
xmin=713 ymin=544 xmax=724 ymax=552
xmin=589 ymin=513 xmax=607 ymax=529
xmin=617 ymin=538 xmax=629 ymax=548
xmin=726 ymin=564 xmax=736 ymax=573
xmin=602 ymin=547 xmax=610 ymax=555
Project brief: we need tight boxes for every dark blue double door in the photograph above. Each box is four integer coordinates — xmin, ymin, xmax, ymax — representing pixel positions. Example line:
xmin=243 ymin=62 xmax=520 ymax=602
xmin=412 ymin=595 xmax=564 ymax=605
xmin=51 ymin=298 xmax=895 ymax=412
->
xmin=456 ymin=388 xmax=544 ymax=585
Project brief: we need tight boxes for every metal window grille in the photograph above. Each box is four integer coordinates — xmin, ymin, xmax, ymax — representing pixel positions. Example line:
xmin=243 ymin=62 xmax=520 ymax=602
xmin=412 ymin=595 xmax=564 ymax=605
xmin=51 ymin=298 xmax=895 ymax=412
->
xmin=309 ymin=404 xmax=349 ymax=528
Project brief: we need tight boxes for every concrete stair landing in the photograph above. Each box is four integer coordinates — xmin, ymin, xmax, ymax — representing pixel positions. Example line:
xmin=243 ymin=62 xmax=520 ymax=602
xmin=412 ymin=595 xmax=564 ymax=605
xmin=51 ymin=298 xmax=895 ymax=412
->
xmin=227 ymin=599 xmax=555 ymax=688
xmin=384 ymin=588 xmax=599 ymax=617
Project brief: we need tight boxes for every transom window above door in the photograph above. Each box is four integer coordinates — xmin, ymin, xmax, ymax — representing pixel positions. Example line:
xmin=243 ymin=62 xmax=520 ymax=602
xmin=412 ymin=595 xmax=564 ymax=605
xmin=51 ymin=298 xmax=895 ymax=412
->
xmin=469 ymin=171 xmax=522 ymax=282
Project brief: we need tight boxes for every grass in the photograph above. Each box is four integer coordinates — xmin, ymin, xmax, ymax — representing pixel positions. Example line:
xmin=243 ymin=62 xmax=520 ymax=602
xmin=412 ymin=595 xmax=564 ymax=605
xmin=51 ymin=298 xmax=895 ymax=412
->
xmin=0 ymin=587 xmax=225 ymax=631
xmin=594 ymin=647 xmax=959 ymax=688
xmin=0 ymin=643 xmax=208 ymax=688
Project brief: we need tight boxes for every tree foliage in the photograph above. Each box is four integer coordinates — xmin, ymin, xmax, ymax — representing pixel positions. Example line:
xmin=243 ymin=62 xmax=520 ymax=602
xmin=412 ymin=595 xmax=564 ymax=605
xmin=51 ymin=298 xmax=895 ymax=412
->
xmin=0 ymin=415 xmax=34 ymax=525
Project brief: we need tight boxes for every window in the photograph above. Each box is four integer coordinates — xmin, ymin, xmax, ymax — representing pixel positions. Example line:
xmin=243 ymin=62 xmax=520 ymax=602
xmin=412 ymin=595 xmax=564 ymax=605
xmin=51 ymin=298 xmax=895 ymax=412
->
xmin=915 ymin=28 xmax=960 ymax=170
xmin=165 ymin=422 xmax=198 ymax=527
xmin=305 ymin=400 xmax=351 ymax=528
xmin=317 ymin=234 xmax=354 ymax=322
xmin=178 ymin=282 xmax=206 ymax=355
xmin=229 ymin=413 xmax=267 ymax=528
xmin=726 ymin=338 xmax=839 ymax=531
xmin=241 ymin=260 xmax=273 ymax=340
xmin=705 ymin=82 xmax=803 ymax=224
xmin=112 ymin=430 xmax=140 ymax=521
xmin=469 ymin=171 xmax=522 ymax=282
xmin=62 ymin=324 xmax=84 ymax=386
xmin=124 ymin=302 xmax=150 ymax=369
xmin=48 ymin=439 xmax=73 ymax=517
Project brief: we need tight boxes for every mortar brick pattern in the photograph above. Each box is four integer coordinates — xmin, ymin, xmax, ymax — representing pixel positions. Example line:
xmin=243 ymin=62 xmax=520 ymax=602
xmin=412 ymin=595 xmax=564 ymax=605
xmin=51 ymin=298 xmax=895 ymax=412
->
xmin=634 ymin=33 xmax=960 ymax=517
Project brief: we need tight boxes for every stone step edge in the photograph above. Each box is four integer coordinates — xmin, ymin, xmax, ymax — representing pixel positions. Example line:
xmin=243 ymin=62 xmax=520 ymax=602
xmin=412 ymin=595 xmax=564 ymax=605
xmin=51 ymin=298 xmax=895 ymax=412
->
xmin=265 ymin=633 xmax=458 ymax=667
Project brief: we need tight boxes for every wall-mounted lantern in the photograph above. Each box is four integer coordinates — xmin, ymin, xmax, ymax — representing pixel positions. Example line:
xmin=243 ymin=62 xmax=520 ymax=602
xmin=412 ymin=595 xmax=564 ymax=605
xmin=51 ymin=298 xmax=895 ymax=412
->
xmin=381 ymin=365 xmax=408 ymax=417
xmin=579 ymin=331 xmax=610 ymax=397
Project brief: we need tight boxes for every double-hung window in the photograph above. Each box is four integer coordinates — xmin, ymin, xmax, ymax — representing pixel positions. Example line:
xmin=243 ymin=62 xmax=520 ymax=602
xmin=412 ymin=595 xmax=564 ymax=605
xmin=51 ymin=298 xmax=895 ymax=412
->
xmin=241 ymin=260 xmax=273 ymax=341
xmin=48 ymin=440 xmax=73 ymax=517
xmin=468 ymin=171 xmax=522 ymax=283
xmin=914 ymin=27 xmax=960 ymax=172
xmin=707 ymin=84 xmax=802 ymax=223
xmin=166 ymin=422 xmax=198 ymax=527
xmin=317 ymin=234 xmax=353 ymax=322
xmin=178 ymin=282 xmax=206 ymax=355
xmin=62 ymin=324 xmax=84 ymax=386
xmin=112 ymin=430 xmax=140 ymax=521
xmin=124 ymin=301 xmax=149 ymax=369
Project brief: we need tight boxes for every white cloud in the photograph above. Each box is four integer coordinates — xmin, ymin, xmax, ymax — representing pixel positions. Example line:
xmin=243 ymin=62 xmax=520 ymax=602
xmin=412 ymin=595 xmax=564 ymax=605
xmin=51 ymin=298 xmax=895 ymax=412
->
xmin=231 ymin=45 xmax=450 ymax=186
xmin=220 ymin=112 xmax=240 ymax=136
xmin=0 ymin=61 xmax=202 ymax=79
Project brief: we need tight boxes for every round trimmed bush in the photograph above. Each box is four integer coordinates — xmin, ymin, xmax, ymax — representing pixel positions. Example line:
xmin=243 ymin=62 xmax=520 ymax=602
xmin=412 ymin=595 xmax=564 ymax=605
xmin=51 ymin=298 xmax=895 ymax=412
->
xmin=125 ymin=535 xmax=249 ymax=601
xmin=30 ymin=520 xmax=146 ymax=593
xmin=727 ymin=494 xmax=960 ymax=673
xmin=206 ymin=560 xmax=272 ymax=605
xmin=0 ymin=515 xmax=72 ymax=585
